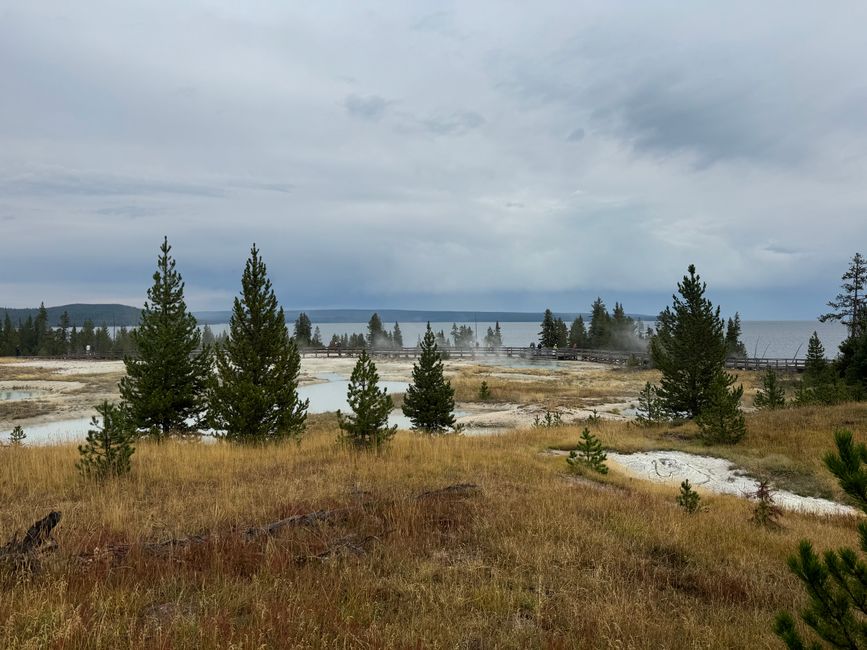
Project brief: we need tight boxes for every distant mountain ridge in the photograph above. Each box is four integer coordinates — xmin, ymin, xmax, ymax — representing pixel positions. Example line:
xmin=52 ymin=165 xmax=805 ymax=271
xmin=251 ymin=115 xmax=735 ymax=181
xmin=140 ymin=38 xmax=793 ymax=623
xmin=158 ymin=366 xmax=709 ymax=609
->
xmin=1 ymin=303 xmax=142 ymax=327
xmin=1 ymin=305 xmax=659 ymax=327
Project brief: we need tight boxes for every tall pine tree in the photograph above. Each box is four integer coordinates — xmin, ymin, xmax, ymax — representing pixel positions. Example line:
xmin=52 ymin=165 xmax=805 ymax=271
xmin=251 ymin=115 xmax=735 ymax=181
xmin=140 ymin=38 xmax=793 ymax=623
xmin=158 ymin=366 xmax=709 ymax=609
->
xmin=804 ymin=331 xmax=828 ymax=383
xmin=569 ymin=316 xmax=587 ymax=348
xmin=539 ymin=309 xmax=558 ymax=348
xmin=651 ymin=264 xmax=735 ymax=418
xmin=588 ymin=298 xmax=611 ymax=348
xmin=119 ymin=237 xmax=211 ymax=438
xmin=293 ymin=312 xmax=313 ymax=348
xmin=209 ymin=245 xmax=308 ymax=442
xmin=820 ymin=252 xmax=867 ymax=339
xmin=402 ymin=324 xmax=456 ymax=433
xmin=725 ymin=312 xmax=748 ymax=358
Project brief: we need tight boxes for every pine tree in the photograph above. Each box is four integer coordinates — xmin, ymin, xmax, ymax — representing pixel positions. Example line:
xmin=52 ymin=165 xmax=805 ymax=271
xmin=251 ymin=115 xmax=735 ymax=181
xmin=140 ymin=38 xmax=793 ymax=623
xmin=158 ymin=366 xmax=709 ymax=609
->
xmin=804 ymin=331 xmax=828 ymax=383
xmin=210 ymin=245 xmax=308 ymax=442
xmin=392 ymin=322 xmax=404 ymax=348
xmin=294 ymin=313 xmax=313 ymax=348
xmin=751 ymin=480 xmax=782 ymax=528
xmin=696 ymin=373 xmax=746 ymax=444
xmin=368 ymin=313 xmax=385 ymax=348
xmin=337 ymin=351 xmax=397 ymax=450
xmin=119 ymin=237 xmax=211 ymax=439
xmin=402 ymin=324 xmax=456 ymax=433
xmin=58 ymin=311 xmax=71 ymax=355
xmin=478 ymin=381 xmax=491 ymax=401
xmin=34 ymin=303 xmax=49 ymax=355
xmin=77 ymin=401 xmax=135 ymax=480
xmin=8 ymin=425 xmax=26 ymax=446
xmin=588 ymin=298 xmax=611 ymax=348
xmin=838 ymin=331 xmax=867 ymax=398
xmin=651 ymin=264 xmax=733 ymax=419
xmin=569 ymin=316 xmax=588 ymax=348
xmin=554 ymin=317 xmax=568 ymax=348
xmin=820 ymin=252 xmax=867 ymax=339
xmin=201 ymin=324 xmax=216 ymax=347
xmin=539 ymin=309 xmax=558 ymax=348
xmin=566 ymin=428 xmax=608 ymax=474
xmin=676 ymin=480 xmax=701 ymax=513
xmin=635 ymin=382 xmax=667 ymax=425
xmin=1 ymin=313 xmax=15 ymax=356
xmin=754 ymin=369 xmax=786 ymax=410
xmin=493 ymin=321 xmax=503 ymax=346
xmin=725 ymin=312 xmax=748 ymax=358
xmin=610 ymin=302 xmax=637 ymax=350
xmin=774 ymin=430 xmax=867 ymax=647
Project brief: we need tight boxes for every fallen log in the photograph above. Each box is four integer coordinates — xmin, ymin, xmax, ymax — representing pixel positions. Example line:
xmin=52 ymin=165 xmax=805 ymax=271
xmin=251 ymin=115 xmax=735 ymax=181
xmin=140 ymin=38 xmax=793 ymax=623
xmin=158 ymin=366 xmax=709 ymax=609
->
xmin=22 ymin=483 xmax=481 ymax=568
xmin=1 ymin=511 xmax=62 ymax=572
xmin=416 ymin=483 xmax=480 ymax=500
xmin=242 ymin=508 xmax=347 ymax=542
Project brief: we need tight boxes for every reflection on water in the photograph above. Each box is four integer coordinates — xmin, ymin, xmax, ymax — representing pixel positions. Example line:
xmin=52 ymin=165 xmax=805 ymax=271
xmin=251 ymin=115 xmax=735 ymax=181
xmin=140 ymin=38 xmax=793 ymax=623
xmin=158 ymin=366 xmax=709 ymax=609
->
xmin=0 ymin=390 xmax=38 ymax=401
xmin=299 ymin=376 xmax=409 ymax=414
xmin=2 ymin=417 xmax=95 ymax=444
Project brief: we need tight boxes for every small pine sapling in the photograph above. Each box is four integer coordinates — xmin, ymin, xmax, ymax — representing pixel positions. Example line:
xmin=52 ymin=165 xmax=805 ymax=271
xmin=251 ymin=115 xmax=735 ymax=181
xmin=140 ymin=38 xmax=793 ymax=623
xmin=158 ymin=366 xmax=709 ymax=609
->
xmin=567 ymin=428 xmax=608 ymax=474
xmin=635 ymin=382 xmax=666 ymax=425
xmin=585 ymin=408 xmax=601 ymax=425
xmin=676 ymin=479 xmax=701 ymax=513
xmin=477 ymin=381 xmax=491 ymax=401
xmin=751 ymin=480 xmax=782 ymax=528
xmin=337 ymin=351 xmax=397 ymax=451
xmin=696 ymin=374 xmax=746 ymax=444
xmin=8 ymin=425 xmax=26 ymax=446
xmin=77 ymin=401 xmax=135 ymax=480
xmin=532 ymin=410 xmax=563 ymax=428
xmin=754 ymin=369 xmax=786 ymax=410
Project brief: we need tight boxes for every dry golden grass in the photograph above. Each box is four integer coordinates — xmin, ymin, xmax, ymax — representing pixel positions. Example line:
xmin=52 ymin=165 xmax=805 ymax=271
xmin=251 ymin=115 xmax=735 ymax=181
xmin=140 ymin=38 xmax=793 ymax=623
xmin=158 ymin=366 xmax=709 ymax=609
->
xmin=2 ymin=408 xmax=864 ymax=648
xmin=451 ymin=364 xmax=659 ymax=407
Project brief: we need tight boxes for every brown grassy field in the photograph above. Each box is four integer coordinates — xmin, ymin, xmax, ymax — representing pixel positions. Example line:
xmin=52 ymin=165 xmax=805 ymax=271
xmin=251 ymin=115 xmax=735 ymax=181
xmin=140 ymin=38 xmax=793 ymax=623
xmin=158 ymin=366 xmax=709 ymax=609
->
xmin=2 ymin=403 xmax=866 ymax=648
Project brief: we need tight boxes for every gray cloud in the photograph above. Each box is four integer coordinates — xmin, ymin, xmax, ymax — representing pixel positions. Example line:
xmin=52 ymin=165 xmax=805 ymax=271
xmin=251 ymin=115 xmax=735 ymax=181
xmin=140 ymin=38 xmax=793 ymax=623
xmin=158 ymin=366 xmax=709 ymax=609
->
xmin=1 ymin=2 xmax=866 ymax=318
xmin=96 ymin=205 xmax=165 ymax=219
xmin=344 ymin=94 xmax=392 ymax=121
xmin=421 ymin=111 xmax=485 ymax=136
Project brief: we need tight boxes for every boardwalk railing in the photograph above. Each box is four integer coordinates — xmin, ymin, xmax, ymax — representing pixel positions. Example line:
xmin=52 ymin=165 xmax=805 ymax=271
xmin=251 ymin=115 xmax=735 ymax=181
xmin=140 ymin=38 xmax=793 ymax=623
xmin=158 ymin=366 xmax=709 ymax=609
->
xmin=5 ymin=348 xmax=810 ymax=372
xmin=300 ymin=346 xmax=809 ymax=371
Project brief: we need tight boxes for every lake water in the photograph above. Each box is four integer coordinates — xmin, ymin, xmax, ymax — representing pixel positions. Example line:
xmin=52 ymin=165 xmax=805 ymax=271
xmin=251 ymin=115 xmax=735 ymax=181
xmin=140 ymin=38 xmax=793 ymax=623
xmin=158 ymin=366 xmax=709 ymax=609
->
xmin=0 ymin=390 xmax=38 ymax=401
xmin=2 ymin=374 xmax=418 ymax=444
xmin=211 ymin=319 xmax=848 ymax=359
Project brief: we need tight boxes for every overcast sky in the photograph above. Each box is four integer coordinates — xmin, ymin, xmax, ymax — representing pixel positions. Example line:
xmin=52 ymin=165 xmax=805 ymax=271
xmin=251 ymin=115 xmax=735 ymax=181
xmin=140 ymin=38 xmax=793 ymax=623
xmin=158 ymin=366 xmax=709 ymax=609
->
xmin=2 ymin=2 xmax=866 ymax=318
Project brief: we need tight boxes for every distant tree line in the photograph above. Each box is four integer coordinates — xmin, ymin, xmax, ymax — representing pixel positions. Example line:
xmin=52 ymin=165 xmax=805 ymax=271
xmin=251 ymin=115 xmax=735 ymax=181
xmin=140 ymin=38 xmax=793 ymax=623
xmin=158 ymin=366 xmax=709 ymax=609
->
xmin=296 ymin=313 xmax=499 ymax=352
xmin=0 ymin=304 xmax=226 ymax=358
xmin=0 ymin=305 xmax=139 ymax=357
xmin=537 ymin=299 xmax=651 ymax=352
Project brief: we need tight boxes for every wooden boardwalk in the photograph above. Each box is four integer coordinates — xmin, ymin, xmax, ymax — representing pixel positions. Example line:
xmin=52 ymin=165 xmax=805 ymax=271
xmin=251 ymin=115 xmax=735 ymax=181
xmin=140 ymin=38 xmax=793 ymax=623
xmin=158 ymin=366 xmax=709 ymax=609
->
xmin=5 ymin=348 xmax=808 ymax=372
xmin=300 ymin=346 xmax=808 ymax=372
